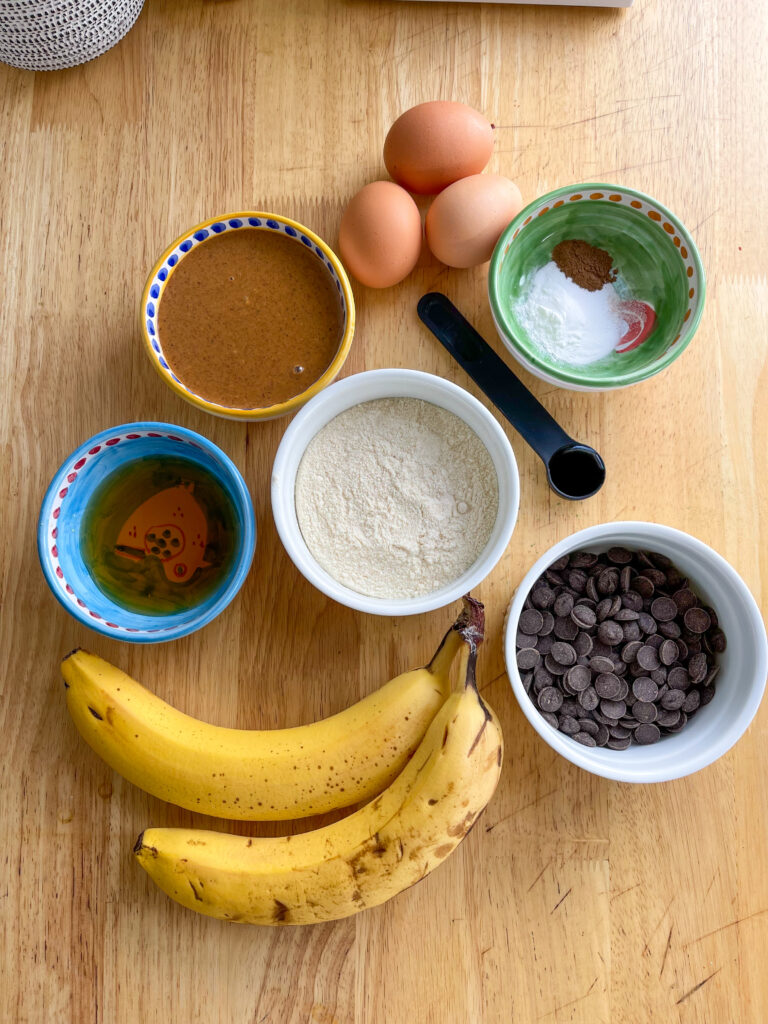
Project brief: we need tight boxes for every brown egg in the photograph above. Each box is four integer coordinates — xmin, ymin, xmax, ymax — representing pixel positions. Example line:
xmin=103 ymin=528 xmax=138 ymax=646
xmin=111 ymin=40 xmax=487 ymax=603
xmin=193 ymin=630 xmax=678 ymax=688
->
xmin=384 ymin=101 xmax=494 ymax=195
xmin=338 ymin=181 xmax=422 ymax=288
xmin=425 ymin=174 xmax=523 ymax=269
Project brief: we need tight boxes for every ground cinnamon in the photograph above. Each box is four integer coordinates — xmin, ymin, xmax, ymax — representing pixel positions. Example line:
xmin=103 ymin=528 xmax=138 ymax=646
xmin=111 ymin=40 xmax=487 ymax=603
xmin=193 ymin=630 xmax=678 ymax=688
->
xmin=552 ymin=238 xmax=616 ymax=291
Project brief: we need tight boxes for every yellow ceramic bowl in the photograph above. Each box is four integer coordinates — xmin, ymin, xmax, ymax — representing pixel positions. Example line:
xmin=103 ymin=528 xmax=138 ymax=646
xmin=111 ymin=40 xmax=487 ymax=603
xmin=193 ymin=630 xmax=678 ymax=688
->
xmin=140 ymin=212 xmax=356 ymax=421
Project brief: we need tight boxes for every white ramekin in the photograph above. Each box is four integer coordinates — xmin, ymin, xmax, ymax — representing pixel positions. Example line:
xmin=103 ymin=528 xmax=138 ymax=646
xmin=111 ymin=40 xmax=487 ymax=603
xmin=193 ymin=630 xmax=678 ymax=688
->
xmin=504 ymin=522 xmax=768 ymax=783
xmin=271 ymin=369 xmax=520 ymax=616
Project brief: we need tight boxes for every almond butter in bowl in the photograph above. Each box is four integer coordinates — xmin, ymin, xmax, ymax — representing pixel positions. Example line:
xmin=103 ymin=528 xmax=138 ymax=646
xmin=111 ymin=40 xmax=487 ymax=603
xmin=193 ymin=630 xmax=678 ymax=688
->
xmin=141 ymin=214 xmax=355 ymax=420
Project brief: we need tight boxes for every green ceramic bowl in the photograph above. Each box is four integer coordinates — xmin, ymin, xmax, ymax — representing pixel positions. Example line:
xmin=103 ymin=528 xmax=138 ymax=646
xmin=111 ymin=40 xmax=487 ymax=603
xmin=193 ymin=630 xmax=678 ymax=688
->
xmin=488 ymin=183 xmax=705 ymax=391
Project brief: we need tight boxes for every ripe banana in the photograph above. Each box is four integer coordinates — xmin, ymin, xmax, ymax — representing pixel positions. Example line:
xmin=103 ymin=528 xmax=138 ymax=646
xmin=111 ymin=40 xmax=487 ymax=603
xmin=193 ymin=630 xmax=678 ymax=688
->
xmin=134 ymin=611 xmax=502 ymax=925
xmin=61 ymin=600 xmax=477 ymax=821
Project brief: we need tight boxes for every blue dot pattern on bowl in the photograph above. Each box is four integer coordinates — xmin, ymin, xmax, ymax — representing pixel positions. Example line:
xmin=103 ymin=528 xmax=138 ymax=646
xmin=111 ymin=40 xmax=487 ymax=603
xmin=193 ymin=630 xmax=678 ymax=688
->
xmin=144 ymin=217 xmax=346 ymax=410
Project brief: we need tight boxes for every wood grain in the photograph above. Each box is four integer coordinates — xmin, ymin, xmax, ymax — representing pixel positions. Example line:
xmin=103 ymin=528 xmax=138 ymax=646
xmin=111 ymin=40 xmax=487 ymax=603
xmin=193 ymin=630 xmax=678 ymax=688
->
xmin=1 ymin=0 xmax=767 ymax=1021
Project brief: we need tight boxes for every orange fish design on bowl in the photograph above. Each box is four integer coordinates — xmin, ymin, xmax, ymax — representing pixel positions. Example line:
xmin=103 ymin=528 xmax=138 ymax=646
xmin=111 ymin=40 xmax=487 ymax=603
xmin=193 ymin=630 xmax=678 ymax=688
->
xmin=115 ymin=482 xmax=210 ymax=583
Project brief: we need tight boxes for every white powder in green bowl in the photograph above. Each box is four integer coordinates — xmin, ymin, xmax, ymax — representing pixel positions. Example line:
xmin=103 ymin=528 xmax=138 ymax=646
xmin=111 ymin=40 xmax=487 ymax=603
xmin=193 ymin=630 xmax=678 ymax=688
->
xmin=294 ymin=397 xmax=499 ymax=599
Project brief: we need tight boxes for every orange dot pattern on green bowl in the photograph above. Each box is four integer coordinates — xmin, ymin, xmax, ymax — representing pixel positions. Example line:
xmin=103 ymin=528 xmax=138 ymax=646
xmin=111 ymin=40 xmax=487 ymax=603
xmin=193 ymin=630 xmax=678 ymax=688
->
xmin=648 ymin=211 xmax=661 ymax=221
xmin=631 ymin=200 xmax=642 ymax=209
xmin=663 ymin=222 xmax=675 ymax=234
xmin=538 ymin=207 xmax=549 ymax=216
xmin=590 ymin=192 xmax=605 ymax=200
xmin=570 ymin=194 xmax=582 ymax=201
xmin=609 ymin=194 xmax=622 ymax=202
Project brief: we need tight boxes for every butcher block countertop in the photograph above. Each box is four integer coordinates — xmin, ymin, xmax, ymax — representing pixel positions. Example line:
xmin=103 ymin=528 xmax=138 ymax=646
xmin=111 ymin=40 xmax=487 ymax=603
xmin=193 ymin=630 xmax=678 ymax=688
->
xmin=1 ymin=1 xmax=767 ymax=1021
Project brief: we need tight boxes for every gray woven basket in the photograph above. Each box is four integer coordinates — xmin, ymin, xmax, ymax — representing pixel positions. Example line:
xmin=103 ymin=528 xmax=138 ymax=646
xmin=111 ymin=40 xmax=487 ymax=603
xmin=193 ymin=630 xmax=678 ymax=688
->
xmin=0 ymin=0 xmax=145 ymax=71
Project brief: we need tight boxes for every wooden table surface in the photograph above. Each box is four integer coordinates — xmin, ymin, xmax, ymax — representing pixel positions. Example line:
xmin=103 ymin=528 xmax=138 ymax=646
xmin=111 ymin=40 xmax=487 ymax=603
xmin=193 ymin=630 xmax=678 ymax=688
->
xmin=2 ymin=1 xmax=767 ymax=1021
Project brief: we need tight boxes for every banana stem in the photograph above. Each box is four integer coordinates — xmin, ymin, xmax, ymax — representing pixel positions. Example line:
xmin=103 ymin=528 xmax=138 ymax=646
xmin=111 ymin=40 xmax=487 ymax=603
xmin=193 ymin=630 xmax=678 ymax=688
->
xmin=428 ymin=595 xmax=485 ymax=680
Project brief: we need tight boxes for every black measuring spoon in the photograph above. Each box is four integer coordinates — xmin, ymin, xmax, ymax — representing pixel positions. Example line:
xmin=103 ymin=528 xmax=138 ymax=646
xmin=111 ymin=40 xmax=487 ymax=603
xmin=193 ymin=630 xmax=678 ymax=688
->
xmin=417 ymin=292 xmax=606 ymax=501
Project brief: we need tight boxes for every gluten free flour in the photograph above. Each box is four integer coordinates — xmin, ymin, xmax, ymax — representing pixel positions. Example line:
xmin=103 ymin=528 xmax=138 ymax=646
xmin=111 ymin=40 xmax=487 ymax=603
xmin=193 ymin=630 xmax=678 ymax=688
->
xmin=294 ymin=398 xmax=499 ymax=599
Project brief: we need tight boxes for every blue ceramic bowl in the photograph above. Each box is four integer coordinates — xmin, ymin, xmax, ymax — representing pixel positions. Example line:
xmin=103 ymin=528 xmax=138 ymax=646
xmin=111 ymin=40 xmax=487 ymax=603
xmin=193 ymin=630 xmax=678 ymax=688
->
xmin=37 ymin=422 xmax=256 ymax=643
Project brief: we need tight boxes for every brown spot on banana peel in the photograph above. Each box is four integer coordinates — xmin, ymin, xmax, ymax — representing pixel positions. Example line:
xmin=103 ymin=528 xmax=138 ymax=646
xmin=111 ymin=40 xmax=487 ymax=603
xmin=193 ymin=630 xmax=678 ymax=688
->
xmin=133 ymin=833 xmax=158 ymax=859
xmin=448 ymin=811 xmax=477 ymax=837
xmin=434 ymin=843 xmax=454 ymax=859
xmin=467 ymin=717 xmax=488 ymax=757
xmin=188 ymin=880 xmax=204 ymax=902
xmin=371 ymin=833 xmax=387 ymax=856
xmin=273 ymin=900 xmax=290 ymax=922
xmin=87 ymin=706 xmax=103 ymax=721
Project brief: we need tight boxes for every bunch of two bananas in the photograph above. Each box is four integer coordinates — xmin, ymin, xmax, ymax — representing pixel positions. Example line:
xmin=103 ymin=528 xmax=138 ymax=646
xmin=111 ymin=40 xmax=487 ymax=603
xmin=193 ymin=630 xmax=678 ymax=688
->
xmin=61 ymin=597 xmax=502 ymax=926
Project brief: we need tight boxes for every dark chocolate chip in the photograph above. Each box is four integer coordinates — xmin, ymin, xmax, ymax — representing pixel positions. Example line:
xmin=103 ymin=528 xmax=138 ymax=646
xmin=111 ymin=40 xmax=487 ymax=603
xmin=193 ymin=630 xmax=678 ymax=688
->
xmin=554 ymin=616 xmax=579 ymax=641
xmin=651 ymin=596 xmax=678 ymax=622
xmin=538 ymin=611 xmax=555 ymax=635
xmin=636 ymin=645 xmax=661 ymax=671
xmin=571 ymin=604 xmax=597 ymax=630
xmin=517 ymin=648 xmax=541 ymax=671
xmin=634 ymin=723 xmax=661 ymax=745
xmin=659 ymin=639 xmax=679 ymax=666
xmin=578 ymin=686 xmax=599 ymax=711
xmin=632 ymin=701 xmax=658 ymax=724
xmin=574 ymin=632 xmax=594 ymax=656
xmin=667 ymin=666 xmax=690 ymax=690
xmin=595 ymin=673 xmax=622 ymax=699
xmin=538 ymin=687 xmax=563 ymax=713
xmin=597 ymin=621 xmax=624 ymax=645
xmin=574 ymin=731 xmax=597 ymax=747
xmin=688 ymin=652 xmax=708 ymax=684
xmin=566 ymin=664 xmax=592 ymax=692
xmin=559 ymin=715 xmax=580 ymax=735
xmin=607 ymin=736 xmax=632 ymax=750
xmin=607 ymin=546 xmax=633 ymax=564
xmin=544 ymin=653 xmax=567 ymax=675
xmin=531 ymin=586 xmax=556 ymax=609
xmin=684 ymin=607 xmax=712 ymax=633
xmin=682 ymin=689 xmax=701 ymax=714
xmin=519 ymin=609 xmax=544 ymax=635
xmin=661 ymin=688 xmax=686 ymax=710
xmin=638 ymin=612 xmax=657 ymax=634
xmin=632 ymin=676 xmax=659 ymax=703
xmin=551 ymin=642 xmax=577 ymax=667
xmin=621 ymin=640 xmax=643 ymax=663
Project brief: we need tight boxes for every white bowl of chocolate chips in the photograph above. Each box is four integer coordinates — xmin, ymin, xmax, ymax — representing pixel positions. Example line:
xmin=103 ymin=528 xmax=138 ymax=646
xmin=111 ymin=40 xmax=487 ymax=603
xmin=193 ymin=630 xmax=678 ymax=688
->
xmin=505 ymin=522 xmax=767 ymax=783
